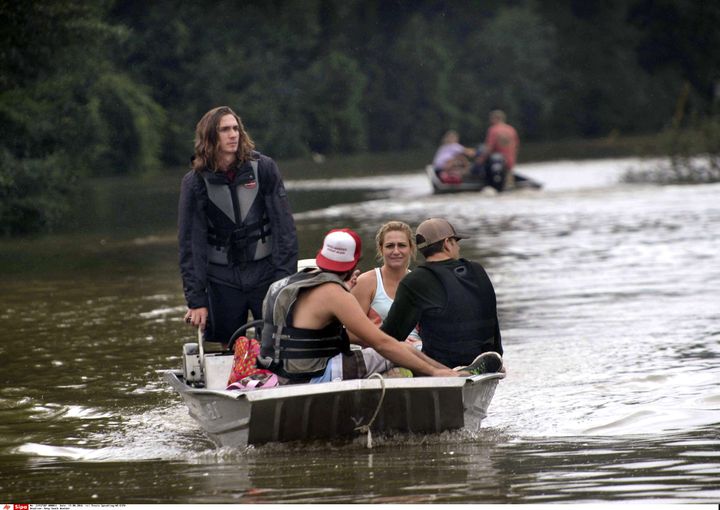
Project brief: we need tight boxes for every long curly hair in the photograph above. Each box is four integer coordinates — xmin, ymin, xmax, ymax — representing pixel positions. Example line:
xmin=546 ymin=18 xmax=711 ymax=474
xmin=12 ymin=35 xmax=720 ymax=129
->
xmin=192 ymin=106 xmax=255 ymax=172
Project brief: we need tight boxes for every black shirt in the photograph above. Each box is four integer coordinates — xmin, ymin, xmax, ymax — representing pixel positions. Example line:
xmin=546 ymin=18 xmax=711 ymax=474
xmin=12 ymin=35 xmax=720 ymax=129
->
xmin=381 ymin=258 xmax=502 ymax=353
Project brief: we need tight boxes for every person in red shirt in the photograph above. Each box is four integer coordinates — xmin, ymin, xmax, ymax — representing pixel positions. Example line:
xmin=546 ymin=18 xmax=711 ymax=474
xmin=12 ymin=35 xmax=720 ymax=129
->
xmin=475 ymin=110 xmax=520 ymax=188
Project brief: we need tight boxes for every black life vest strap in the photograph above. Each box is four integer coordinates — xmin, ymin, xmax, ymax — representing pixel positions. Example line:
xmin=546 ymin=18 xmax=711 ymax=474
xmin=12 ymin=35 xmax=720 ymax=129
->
xmin=264 ymin=323 xmax=349 ymax=361
xmin=277 ymin=325 xmax=346 ymax=359
xmin=280 ymin=338 xmax=345 ymax=349
xmin=208 ymin=216 xmax=271 ymax=248
xmin=279 ymin=349 xmax=344 ymax=359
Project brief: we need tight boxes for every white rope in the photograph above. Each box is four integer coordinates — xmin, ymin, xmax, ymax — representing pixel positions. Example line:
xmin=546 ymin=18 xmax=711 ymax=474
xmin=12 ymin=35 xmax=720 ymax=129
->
xmin=354 ymin=373 xmax=386 ymax=448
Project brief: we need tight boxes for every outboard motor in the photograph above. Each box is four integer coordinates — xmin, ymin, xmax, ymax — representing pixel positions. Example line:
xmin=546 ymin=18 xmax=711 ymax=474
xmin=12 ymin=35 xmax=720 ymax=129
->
xmin=182 ymin=342 xmax=203 ymax=385
xmin=485 ymin=152 xmax=507 ymax=191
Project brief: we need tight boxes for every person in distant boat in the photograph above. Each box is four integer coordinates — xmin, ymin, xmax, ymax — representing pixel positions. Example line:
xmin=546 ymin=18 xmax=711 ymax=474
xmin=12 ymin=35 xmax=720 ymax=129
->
xmin=473 ymin=110 xmax=520 ymax=189
xmin=432 ymin=130 xmax=477 ymax=180
xmin=178 ymin=106 xmax=298 ymax=347
xmin=258 ymin=228 xmax=460 ymax=383
xmin=351 ymin=221 xmax=421 ymax=348
xmin=381 ymin=218 xmax=503 ymax=371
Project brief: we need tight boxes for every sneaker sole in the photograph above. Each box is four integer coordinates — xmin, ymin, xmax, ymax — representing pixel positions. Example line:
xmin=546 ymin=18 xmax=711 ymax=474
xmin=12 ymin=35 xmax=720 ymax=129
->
xmin=460 ymin=352 xmax=503 ymax=374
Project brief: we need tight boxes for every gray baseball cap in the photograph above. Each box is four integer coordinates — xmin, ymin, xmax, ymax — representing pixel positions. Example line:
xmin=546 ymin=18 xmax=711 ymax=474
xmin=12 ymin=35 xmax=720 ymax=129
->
xmin=415 ymin=218 xmax=469 ymax=249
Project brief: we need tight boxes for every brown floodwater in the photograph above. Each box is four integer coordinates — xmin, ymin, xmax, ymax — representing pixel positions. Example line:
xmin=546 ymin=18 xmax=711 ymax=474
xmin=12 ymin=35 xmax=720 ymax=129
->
xmin=1 ymin=158 xmax=718 ymax=503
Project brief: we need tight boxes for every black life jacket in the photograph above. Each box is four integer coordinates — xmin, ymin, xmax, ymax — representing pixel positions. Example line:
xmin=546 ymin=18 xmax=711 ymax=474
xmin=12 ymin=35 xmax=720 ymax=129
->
xmin=202 ymin=159 xmax=272 ymax=266
xmin=259 ymin=269 xmax=351 ymax=381
xmin=418 ymin=260 xmax=499 ymax=368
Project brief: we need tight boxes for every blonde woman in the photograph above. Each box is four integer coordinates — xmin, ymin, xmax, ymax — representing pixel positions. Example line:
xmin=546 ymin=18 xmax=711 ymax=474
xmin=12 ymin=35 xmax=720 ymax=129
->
xmin=351 ymin=221 xmax=421 ymax=346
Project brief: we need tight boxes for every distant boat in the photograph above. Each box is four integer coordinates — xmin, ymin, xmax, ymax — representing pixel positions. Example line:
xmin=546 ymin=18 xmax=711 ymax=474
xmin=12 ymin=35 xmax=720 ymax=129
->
xmin=427 ymin=153 xmax=542 ymax=194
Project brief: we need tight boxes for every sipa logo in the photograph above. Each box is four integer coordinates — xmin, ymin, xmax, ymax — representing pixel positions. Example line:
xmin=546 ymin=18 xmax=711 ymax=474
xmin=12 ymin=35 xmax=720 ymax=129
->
xmin=14 ymin=505 xmax=30 ymax=510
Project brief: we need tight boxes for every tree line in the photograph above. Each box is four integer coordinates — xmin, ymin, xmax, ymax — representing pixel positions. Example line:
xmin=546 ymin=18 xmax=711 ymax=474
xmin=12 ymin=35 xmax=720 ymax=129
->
xmin=1 ymin=0 xmax=718 ymax=235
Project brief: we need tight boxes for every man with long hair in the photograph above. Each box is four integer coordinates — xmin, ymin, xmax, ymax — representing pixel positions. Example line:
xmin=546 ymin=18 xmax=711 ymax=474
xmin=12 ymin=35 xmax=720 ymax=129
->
xmin=178 ymin=106 xmax=298 ymax=346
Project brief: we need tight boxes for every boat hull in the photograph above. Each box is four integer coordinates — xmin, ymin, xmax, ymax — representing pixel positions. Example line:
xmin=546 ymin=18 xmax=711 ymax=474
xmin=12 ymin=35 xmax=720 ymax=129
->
xmin=426 ymin=165 xmax=541 ymax=194
xmin=165 ymin=370 xmax=503 ymax=447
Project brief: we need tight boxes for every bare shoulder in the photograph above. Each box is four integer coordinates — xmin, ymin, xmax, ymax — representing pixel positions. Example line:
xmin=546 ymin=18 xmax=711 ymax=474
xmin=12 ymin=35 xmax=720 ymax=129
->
xmin=315 ymin=282 xmax=361 ymax=315
xmin=308 ymin=280 xmax=356 ymax=306
xmin=298 ymin=280 xmax=353 ymax=310
xmin=357 ymin=268 xmax=377 ymax=283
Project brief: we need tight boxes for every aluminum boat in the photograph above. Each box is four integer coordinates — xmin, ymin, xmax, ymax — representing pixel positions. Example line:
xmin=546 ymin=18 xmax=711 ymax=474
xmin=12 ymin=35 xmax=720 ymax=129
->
xmin=165 ymin=345 xmax=503 ymax=447
xmin=426 ymin=164 xmax=542 ymax=194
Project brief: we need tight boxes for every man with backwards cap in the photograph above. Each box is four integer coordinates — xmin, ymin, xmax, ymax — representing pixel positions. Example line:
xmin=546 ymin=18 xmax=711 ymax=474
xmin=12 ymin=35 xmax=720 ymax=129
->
xmin=259 ymin=228 xmax=460 ymax=383
xmin=381 ymin=218 xmax=503 ymax=372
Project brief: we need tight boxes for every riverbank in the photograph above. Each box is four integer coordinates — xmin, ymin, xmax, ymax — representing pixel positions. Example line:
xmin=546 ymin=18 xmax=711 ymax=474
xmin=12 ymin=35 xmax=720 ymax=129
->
xmin=277 ymin=133 xmax=667 ymax=180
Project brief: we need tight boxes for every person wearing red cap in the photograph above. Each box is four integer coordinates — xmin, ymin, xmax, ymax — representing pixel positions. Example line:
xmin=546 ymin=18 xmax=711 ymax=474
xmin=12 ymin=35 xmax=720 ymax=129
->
xmin=258 ymin=228 xmax=460 ymax=382
xmin=381 ymin=218 xmax=503 ymax=373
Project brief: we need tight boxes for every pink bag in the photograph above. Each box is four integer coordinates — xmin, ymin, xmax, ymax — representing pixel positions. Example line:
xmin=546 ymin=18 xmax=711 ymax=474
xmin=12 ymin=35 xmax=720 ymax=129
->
xmin=227 ymin=373 xmax=279 ymax=391
xmin=226 ymin=336 xmax=274 ymax=387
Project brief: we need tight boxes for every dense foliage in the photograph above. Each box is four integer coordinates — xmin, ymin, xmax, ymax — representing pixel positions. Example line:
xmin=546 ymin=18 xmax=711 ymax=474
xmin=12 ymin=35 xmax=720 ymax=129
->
xmin=1 ymin=0 xmax=719 ymax=234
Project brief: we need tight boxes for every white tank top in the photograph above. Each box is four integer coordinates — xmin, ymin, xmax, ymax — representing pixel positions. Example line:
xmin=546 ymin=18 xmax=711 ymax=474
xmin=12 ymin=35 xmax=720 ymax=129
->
xmin=370 ymin=267 xmax=420 ymax=341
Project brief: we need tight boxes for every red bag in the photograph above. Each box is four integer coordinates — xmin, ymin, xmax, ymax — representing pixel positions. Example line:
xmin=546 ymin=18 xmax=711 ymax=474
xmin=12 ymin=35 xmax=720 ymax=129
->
xmin=227 ymin=336 xmax=273 ymax=386
xmin=439 ymin=170 xmax=463 ymax=184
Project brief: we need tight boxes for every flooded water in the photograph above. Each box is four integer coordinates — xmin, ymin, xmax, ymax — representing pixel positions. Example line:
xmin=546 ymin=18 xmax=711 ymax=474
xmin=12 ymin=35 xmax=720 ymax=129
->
xmin=1 ymin=158 xmax=718 ymax=504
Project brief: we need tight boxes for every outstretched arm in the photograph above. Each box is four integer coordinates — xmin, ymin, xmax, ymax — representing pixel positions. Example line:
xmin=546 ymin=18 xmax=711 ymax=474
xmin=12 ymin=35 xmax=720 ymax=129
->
xmin=381 ymin=282 xmax=421 ymax=342
xmin=329 ymin=289 xmax=458 ymax=377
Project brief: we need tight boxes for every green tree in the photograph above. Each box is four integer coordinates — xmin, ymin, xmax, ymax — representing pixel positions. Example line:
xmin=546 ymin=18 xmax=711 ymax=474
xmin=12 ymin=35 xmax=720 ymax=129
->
xmin=630 ymin=0 xmax=720 ymax=123
xmin=0 ymin=150 xmax=74 ymax=236
xmin=86 ymin=73 xmax=166 ymax=175
xmin=0 ymin=0 xmax=166 ymax=176
xmin=300 ymin=51 xmax=368 ymax=154
xmin=366 ymin=13 xmax=458 ymax=150
xmin=538 ymin=0 xmax=680 ymax=137
xmin=0 ymin=0 xmax=166 ymax=235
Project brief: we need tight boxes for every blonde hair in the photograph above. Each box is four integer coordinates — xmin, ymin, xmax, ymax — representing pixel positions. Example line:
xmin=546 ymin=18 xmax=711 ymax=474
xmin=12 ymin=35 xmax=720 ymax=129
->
xmin=192 ymin=106 xmax=255 ymax=172
xmin=375 ymin=221 xmax=416 ymax=264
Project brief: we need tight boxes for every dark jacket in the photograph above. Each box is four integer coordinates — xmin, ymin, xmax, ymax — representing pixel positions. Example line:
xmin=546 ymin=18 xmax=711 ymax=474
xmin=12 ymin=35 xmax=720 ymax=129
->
xmin=178 ymin=152 xmax=298 ymax=309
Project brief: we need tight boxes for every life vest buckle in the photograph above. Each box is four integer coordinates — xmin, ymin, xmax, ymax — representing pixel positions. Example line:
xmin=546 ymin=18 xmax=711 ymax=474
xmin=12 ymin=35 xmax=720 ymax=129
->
xmin=230 ymin=226 xmax=249 ymax=243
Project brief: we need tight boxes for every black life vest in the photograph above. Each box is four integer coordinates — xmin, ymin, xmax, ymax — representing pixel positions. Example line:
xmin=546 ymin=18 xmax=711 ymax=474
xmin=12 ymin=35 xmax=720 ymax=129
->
xmin=418 ymin=260 xmax=499 ymax=368
xmin=259 ymin=269 xmax=350 ymax=380
xmin=202 ymin=159 xmax=272 ymax=266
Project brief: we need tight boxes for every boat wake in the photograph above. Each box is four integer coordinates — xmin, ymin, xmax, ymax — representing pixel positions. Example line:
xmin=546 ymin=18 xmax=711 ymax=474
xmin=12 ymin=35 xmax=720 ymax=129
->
xmin=13 ymin=396 xmax=511 ymax=463
xmin=14 ymin=403 xmax=213 ymax=462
